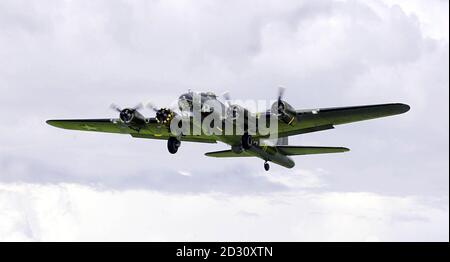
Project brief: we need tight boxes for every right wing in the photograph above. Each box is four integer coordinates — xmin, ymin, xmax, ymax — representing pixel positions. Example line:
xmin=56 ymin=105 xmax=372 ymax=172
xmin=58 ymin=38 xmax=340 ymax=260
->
xmin=46 ymin=118 xmax=217 ymax=143
xmin=46 ymin=119 xmax=134 ymax=134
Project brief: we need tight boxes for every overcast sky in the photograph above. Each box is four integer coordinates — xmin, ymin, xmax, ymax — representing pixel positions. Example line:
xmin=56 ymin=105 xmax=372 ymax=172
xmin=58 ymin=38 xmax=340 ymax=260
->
xmin=0 ymin=0 xmax=448 ymax=241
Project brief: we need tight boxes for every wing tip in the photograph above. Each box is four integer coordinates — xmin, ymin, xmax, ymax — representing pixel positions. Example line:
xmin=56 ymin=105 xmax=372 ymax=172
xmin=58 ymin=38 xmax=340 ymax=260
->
xmin=395 ymin=103 xmax=411 ymax=114
xmin=46 ymin=119 xmax=74 ymax=129
xmin=330 ymin=147 xmax=350 ymax=153
xmin=46 ymin=120 xmax=59 ymax=127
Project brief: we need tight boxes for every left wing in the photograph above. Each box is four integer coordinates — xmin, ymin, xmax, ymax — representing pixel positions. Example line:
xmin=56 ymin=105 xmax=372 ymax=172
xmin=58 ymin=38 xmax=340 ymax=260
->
xmin=46 ymin=118 xmax=217 ymax=143
xmin=272 ymin=103 xmax=410 ymax=138
xmin=296 ymin=103 xmax=410 ymax=126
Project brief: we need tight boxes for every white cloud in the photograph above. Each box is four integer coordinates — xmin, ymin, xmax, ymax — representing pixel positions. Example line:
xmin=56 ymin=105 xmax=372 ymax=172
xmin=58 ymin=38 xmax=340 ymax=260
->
xmin=381 ymin=0 xmax=449 ymax=41
xmin=264 ymin=168 xmax=328 ymax=189
xmin=0 ymin=183 xmax=447 ymax=241
xmin=178 ymin=170 xmax=192 ymax=177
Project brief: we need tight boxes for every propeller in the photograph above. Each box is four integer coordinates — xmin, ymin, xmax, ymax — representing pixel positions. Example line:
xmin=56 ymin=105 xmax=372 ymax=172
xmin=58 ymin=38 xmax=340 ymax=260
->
xmin=110 ymin=101 xmax=180 ymax=128
xmin=221 ymin=91 xmax=232 ymax=107
xmin=276 ymin=86 xmax=286 ymax=113
xmin=146 ymin=102 xmax=159 ymax=112
xmin=110 ymin=103 xmax=122 ymax=113
xmin=110 ymin=103 xmax=143 ymax=112
xmin=222 ymin=91 xmax=241 ymax=119
xmin=155 ymin=108 xmax=176 ymax=125
xmin=133 ymin=103 xmax=144 ymax=111
xmin=277 ymin=86 xmax=286 ymax=102
xmin=110 ymin=103 xmax=144 ymax=124
xmin=145 ymin=101 xmax=178 ymax=125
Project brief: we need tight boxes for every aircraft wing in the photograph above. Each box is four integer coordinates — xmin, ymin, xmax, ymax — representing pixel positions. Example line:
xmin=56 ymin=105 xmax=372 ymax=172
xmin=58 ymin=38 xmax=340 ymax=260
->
xmin=275 ymin=103 xmax=410 ymax=138
xmin=46 ymin=118 xmax=217 ymax=143
xmin=47 ymin=119 xmax=133 ymax=134
xmin=297 ymin=103 xmax=410 ymax=126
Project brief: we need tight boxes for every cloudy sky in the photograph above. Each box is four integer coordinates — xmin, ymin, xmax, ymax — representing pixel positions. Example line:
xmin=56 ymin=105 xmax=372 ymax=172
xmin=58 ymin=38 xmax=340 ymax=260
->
xmin=0 ymin=0 xmax=448 ymax=241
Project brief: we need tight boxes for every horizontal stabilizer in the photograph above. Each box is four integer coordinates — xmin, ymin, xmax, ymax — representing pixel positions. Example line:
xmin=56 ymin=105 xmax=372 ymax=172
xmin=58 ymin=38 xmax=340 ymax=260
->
xmin=205 ymin=150 xmax=254 ymax=158
xmin=277 ymin=146 xmax=349 ymax=155
xmin=205 ymin=146 xmax=349 ymax=158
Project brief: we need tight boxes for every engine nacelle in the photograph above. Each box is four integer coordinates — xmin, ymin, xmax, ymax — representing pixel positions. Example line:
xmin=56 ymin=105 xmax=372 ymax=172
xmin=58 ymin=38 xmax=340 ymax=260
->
xmin=156 ymin=108 xmax=177 ymax=127
xmin=120 ymin=108 xmax=147 ymax=128
xmin=271 ymin=100 xmax=298 ymax=126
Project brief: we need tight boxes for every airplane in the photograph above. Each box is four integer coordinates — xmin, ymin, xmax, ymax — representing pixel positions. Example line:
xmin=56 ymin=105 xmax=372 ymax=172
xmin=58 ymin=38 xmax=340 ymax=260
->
xmin=46 ymin=88 xmax=410 ymax=171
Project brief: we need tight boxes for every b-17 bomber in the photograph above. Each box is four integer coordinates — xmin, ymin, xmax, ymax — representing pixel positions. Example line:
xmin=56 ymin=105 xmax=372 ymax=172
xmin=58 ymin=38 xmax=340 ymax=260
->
xmin=47 ymin=88 xmax=410 ymax=171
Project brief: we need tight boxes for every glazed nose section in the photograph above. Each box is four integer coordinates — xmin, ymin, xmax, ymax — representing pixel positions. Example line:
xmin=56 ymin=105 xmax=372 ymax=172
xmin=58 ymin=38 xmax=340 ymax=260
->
xmin=178 ymin=93 xmax=193 ymax=112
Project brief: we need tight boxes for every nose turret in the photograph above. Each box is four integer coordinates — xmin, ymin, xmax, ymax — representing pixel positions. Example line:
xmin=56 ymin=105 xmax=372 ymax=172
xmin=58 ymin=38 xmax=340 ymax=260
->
xmin=178 ymin=92 xmax=193 ymax=111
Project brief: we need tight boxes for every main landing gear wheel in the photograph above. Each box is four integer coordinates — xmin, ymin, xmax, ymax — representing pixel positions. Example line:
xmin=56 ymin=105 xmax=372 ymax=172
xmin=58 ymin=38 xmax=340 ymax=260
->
xmin=167 ymin=137 xmax=181 ymax=154
xmin=264 ymin=161 xmax=270 ymax=171
xmin=242 ymin=133 xmax=253 ymax=150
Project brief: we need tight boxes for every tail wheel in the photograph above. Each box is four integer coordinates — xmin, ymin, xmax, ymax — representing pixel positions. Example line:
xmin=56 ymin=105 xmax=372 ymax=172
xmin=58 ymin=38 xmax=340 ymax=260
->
xmin=168 ymin=137 xmax=181 ymax=154
xmin=264 ymin=161 xmax=270 ymax=171
xmin=242 ymin=133 xmax=253 ymax=150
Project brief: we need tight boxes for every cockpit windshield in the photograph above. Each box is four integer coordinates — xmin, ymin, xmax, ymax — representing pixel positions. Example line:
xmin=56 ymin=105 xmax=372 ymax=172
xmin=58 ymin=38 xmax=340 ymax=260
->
xmin=178 ymin=91 xmax=223 ymax=112
xmin=200 ymin=91 xmax=217 ymax=100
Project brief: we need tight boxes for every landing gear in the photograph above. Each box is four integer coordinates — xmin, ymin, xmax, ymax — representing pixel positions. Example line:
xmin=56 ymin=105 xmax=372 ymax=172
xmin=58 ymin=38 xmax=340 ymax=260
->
xmin=167 ymin=137 xmax=181 ymax=154
xmin=242 ymin=133 xmax=253 ymax=150
xmin=264 ymin=161 xmax=270 ymax=171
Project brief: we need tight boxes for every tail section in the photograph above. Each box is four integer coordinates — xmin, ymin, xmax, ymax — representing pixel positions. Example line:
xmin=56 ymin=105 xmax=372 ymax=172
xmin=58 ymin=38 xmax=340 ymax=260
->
xmin=205 ymin=150 xmax=253 ymax=158
xmin=276 ymin=146 xmax=349 ymax=156
xmin=205 ymin=146 xmax=349 ymax=158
